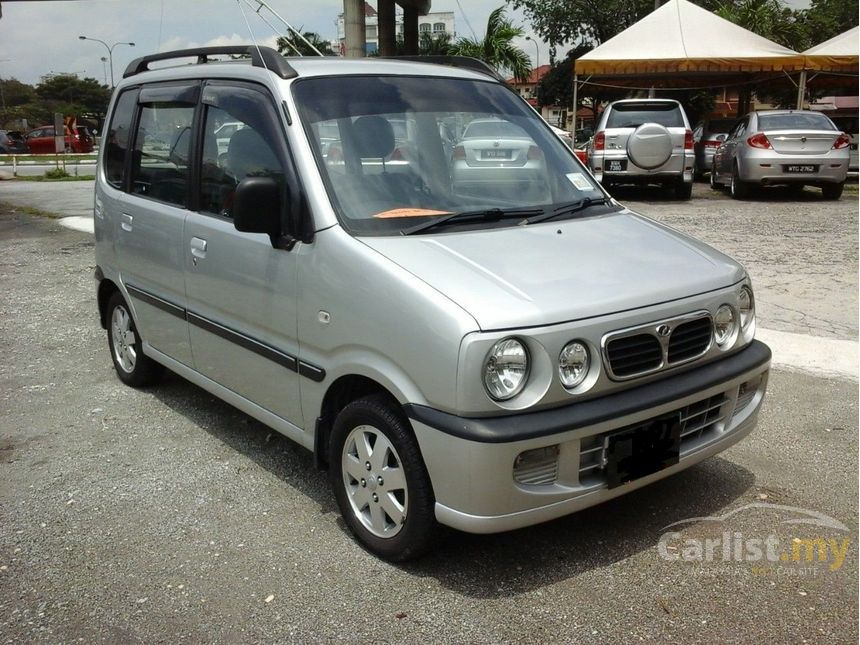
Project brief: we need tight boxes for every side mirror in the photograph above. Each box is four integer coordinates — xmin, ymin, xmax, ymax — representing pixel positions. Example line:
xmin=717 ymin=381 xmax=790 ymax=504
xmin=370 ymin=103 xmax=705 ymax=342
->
xmin=715 ymin=134 xmax=727 ymax=142
xmin=233 ymin=176 xmax=282 ymax=237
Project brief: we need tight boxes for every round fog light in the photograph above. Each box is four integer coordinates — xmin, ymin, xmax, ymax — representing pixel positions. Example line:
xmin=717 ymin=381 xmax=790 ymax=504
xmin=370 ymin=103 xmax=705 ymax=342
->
xmin=559 ymin=341 xmax=589 ymax=389
xmin=714 ymin=305 xmax=737 ymax=347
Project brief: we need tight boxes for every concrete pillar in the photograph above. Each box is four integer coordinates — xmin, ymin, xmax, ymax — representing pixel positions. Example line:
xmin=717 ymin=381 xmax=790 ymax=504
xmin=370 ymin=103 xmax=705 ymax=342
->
xmin=378 ymin=0 xmax=396 ymax=56
xmin=343 ymin=0 xmax=366 ymax=58
xmin=403 ymin=6 xmax=418 ymax=55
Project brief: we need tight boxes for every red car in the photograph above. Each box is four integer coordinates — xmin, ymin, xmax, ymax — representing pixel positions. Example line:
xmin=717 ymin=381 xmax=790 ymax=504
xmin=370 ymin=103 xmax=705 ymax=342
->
xmin=25 ymin=125 xmax=94 ymax=154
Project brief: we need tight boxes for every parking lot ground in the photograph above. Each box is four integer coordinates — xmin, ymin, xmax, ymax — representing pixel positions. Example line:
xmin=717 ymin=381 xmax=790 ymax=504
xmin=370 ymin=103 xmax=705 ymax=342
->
xmin=0 ymin=203 xmax=857 ymax=642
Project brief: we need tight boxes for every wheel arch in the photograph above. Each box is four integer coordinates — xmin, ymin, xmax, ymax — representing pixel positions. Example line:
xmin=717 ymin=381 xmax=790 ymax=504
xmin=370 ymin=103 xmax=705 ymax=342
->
xmin=97 ymin=276 xmax=120 ymax=329
xmin=314 ymin=374 xmax=403 ymax=471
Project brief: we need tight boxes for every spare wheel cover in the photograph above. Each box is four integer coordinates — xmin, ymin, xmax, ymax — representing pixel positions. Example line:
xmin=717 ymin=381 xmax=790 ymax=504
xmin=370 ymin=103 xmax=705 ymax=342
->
xmin=627 ymin=123 xmax=673 ymax=170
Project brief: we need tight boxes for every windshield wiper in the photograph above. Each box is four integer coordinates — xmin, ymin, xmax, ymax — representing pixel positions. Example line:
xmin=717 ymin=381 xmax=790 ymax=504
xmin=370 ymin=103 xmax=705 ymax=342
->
xmin=522 ymin=197 xmax=609 ymax=226
xmin=401 ymin=207 xmax=544 ymax=236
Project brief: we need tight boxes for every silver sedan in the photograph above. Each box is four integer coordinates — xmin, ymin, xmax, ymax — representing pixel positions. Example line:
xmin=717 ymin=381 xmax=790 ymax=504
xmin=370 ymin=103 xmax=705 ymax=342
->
xmin=711 ymin=110 xmax=850 ymax=200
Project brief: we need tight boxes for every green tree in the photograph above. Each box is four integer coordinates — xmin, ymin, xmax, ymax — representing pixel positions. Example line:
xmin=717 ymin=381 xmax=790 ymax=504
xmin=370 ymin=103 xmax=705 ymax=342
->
xmin=450 ymin=7 xmax=531 ymax=82
xmin=714 ymin=0 xmax=805 ymax=49
xmin=276 ymin=30 xmax=334 ymax=56
xmin=36 ymin=75 xmax=111 ymax=118
xmin=796 ymin=0 xmax=859 ymax=50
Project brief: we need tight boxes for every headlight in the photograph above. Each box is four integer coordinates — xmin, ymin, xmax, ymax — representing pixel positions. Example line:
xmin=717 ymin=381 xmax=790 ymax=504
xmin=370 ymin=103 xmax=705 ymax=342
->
xmin=738 ymin=286 xmax=755 ymax=330
xmin=714 ymin=305 xmax=737 ymax=347
xmin=559 ymin=341 xmax=589 ymax=389
xmin=483 ymin=338 xmax=529 ymax=401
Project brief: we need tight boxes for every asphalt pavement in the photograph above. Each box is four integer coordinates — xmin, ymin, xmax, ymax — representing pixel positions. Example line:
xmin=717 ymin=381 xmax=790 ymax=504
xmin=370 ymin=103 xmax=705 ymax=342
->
xmin=0 ymin=185 xmax=857 ymax=642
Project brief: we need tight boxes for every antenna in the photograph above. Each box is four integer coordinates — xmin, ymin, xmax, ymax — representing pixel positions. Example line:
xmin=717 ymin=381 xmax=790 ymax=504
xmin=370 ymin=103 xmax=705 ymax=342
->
xmin=235 ymin=0 xmax=270 ymax=72
xmin=246 ymin=0 xmax=325 ymax=56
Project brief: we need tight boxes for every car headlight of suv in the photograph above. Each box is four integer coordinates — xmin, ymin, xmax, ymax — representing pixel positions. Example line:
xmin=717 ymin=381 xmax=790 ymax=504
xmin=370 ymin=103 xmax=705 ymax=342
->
xmin=483 ymin=338 xmax=529 ymax=401
xmin=738 ymin=285 xmax=755 ymax=330
xmin=559 ymin=341 xmax=589 ymax=389
xmin=714 ymin=304 xmax=738 ymax=348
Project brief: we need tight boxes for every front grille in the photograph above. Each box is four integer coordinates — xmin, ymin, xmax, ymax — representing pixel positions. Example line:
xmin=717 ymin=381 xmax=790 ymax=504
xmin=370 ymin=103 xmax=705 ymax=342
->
xmin=578 ymin=392 xmax=730 ymax=483
xmin=605 ymin=334 xmax=662 ymax=377
xmin=668 ymin=317 xmax=712 ymax=363
xmin=603 ymin=312 xmax=713 ymax=379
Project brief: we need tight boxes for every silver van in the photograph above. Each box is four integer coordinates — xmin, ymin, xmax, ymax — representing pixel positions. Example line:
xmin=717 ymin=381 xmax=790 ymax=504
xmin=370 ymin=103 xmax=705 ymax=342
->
xmin=94 ymin=47 xmax=771 ymax=560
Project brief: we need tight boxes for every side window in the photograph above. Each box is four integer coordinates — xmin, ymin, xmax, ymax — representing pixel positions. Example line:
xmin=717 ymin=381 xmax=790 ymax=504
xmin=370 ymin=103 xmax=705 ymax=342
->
xmin=199 ymin=83 xmax=286 ymax=218
xmin=104 ymin=89 xmax=138 ymax=189
xmin=130 ymin=101 xmax=195 ymax=207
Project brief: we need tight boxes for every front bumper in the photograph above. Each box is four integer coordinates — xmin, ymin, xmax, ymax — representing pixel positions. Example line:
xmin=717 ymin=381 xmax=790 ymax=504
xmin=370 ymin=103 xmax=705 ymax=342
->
xmin=407 ymin=340 xmax=770 ymax=534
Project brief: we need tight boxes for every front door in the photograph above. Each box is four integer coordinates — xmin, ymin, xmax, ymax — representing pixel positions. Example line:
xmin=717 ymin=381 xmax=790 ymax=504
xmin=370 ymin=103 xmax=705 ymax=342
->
xmin=183 ymin=81 xmax=303 ymax=427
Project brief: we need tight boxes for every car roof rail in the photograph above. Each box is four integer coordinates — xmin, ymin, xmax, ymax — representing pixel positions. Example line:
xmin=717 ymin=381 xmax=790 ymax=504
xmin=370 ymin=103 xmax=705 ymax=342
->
xmin=383 ymin=56 xmax=505 ymax=82
xmin=123 ymin=45 xmax=297 ymax=80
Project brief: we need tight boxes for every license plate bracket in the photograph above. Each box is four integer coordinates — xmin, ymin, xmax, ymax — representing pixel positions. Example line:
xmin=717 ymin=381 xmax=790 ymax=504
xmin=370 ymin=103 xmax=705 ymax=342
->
xmin=483 ymin=149 xmax=511 ymax=160
xmin=605 ymin=159 xmax=627 ymax=172
xmin=605 ymin=413 xmax=682 ymax=489
xmin=784 ymin=164 xmax=818 ymax=173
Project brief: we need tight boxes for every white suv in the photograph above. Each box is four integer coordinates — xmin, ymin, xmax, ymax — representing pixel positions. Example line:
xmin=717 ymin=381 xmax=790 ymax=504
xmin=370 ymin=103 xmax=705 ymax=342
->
xmin=588 ymin=99 xmax=695 ymax=199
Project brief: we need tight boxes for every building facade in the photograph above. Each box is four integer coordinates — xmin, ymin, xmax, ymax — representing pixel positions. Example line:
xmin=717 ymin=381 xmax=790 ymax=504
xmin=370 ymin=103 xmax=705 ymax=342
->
xmin=336 ymin=2 xmax=454 ymax=55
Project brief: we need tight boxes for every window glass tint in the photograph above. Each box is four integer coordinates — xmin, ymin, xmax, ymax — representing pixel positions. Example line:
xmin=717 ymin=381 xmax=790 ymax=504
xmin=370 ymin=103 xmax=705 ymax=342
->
xmin=606 ymin=103 xmax=684 ymax=128
xmin=130 ymin=102 xmax=194 ymax=207
xmin=706 ymin=119 xmax=735 ymax=134
xmin=758 ymin=113 xmax=836 ymax=131
xmin=293 ymin=76 xmax=601 ymax=237
xmin=104 ymin=90 xmax=137 ymax=188
xmin=199 ymin=85 xmax=285 ymax=217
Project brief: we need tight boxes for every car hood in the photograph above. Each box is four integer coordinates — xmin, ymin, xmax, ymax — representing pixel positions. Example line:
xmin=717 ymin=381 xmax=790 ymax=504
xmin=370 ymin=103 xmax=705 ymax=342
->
xmin=360 ymin=208 xmax=746 ymax=331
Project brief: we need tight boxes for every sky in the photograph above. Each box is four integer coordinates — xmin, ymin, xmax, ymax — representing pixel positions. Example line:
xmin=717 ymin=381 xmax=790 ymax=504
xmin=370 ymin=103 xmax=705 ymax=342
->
xmin=0 ymin=0 xmax=558 ymax=85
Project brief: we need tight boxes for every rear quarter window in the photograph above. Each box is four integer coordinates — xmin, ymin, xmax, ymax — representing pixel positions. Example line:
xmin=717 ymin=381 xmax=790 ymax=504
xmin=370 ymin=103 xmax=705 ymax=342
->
xmin=104 ymin=89 xmax=138 ymax=189
xmin=606 ymin=104 xmax=684 ymax=128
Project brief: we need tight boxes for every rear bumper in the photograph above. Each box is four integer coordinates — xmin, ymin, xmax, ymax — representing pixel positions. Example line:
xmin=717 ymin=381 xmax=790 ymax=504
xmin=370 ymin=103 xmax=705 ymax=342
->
xmin=407 ymin=340 xmax=771 ymax=534
xmin=590 ymin=150 xmax=694 ymax=184
xmin=740 ymin=151 xmax=848 ymax=184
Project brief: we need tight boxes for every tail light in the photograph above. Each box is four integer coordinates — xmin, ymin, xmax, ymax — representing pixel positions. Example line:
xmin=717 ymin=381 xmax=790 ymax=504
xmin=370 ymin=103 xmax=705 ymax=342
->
xmin=747 ymin=133 xmax=772 ymax=149
xmin=684 ymin=129 xmax=694 ymax=150
xmin=833 ymin=133 xmax=850 ymax=149
xmin=527 ymin=145 xmax=543 ymax=160
xmin=390 ymin=147 xmax=405 ymax=161
xmin=594 ymin=131 xmax=605 ymax=151
xmin=452 ymin=145 xmax=466 ymax=161
xmin=703 ymin=139 xmax=722 ymax=149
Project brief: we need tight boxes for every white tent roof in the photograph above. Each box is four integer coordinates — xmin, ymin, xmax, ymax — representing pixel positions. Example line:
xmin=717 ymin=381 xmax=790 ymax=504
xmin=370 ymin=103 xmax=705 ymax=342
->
xmin=804 ymin=26 xmax=859 ymax=56
xmin=802 ymin=27 xmax=859 ymax=74
xmin=576 ymin=0 xmax=805 ymax=76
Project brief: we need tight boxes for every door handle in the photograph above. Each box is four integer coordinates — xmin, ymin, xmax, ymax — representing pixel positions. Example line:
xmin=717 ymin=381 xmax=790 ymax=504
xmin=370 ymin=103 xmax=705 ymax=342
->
xmin=120 ymin=213 xmax=133 ymax=232
xmin=190 ymin=237 xmax=208 ymax=261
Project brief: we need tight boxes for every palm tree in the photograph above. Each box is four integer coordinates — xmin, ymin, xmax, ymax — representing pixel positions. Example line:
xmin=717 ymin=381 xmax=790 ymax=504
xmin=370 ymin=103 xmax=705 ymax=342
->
xmin=276 ymin=30 xmax=334 ymax=56
xmin=450 ymin=7 xmax=532 ymax=82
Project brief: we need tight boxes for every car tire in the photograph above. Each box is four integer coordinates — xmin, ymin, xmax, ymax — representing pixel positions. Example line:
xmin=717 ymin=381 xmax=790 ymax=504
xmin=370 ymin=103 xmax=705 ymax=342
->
xmin=730 ymin=163 xmax=750 ymax=200
xmin=822 ymin=182 xmax=844 ymax=200
xmin=106 ymin=292 xmax=164 ymax=387
xmin=329 ymin=394 xmax=441 ymax=561
xmin=674 ymin=179 xmax=693 ymax=200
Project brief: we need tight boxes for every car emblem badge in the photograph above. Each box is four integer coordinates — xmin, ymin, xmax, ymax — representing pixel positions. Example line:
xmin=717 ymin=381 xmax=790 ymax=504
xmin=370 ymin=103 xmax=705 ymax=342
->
xmin=656 ymin=324 xmax=671 ymax=337
xmin=800 ymin=137 xmax=807 ymax=143
xmin=493 ymin=141 xmax=500 ymax=147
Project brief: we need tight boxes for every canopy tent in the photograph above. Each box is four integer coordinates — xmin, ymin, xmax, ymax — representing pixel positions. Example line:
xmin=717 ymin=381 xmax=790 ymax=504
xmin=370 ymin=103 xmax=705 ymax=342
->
xmin=575 ymin=0 xmax=806 ymax=80
xmin=803 ymin=26 xmax=859 ymax=73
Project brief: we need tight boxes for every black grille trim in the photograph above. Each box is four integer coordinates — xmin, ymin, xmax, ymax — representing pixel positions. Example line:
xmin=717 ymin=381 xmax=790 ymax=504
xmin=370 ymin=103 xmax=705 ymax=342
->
xmin=668 ymin=317 xmax=713 ymax=363
xmin=606 ymin=333 xmax=662 ymax=377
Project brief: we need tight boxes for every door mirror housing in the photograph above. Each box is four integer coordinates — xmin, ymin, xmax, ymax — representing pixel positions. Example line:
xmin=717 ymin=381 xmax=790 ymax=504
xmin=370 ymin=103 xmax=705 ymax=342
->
xmin=233 ymin=176 xmax=282 ymax=236
xmin=715 ymin=134 xmax=727 ymax=142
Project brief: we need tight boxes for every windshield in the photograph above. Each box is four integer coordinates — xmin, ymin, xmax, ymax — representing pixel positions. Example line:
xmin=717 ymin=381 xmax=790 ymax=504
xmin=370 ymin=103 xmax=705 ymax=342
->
xmin=292 ymin=75 xmax=603 ymax=236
